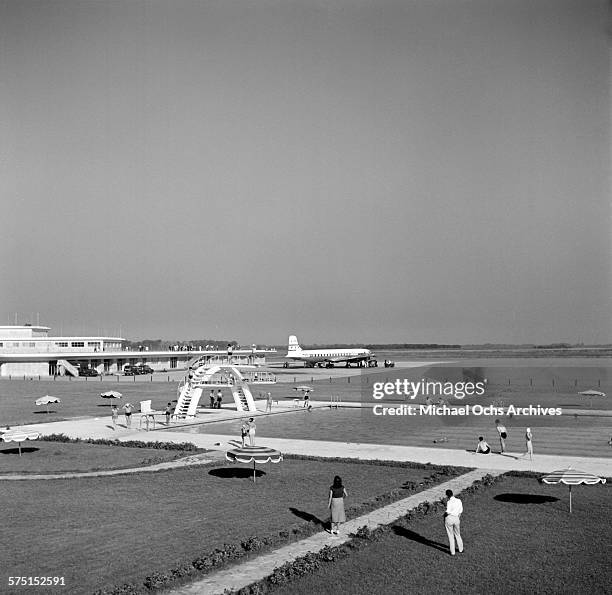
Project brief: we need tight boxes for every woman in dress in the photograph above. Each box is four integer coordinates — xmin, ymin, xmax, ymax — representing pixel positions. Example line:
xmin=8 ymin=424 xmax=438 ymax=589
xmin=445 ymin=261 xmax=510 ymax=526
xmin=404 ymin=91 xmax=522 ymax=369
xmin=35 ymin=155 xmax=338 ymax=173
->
xmin=328 ymin=475 xmax=348 ymax=535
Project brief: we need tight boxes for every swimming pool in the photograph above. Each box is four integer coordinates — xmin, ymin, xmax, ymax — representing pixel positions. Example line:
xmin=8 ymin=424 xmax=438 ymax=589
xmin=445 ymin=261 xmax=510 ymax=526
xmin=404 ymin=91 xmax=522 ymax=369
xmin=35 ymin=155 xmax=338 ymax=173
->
xmin=179 ymin=406 xmax=612 ymax=458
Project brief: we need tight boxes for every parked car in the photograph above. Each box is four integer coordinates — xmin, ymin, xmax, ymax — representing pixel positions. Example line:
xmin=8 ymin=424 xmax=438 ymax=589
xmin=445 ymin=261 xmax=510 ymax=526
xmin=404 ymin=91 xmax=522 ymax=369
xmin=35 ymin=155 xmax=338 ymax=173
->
xmin=123 ymin=364 xmax=154 ymax=376
xmin=79 ymin=367 xmax=99 ymax=377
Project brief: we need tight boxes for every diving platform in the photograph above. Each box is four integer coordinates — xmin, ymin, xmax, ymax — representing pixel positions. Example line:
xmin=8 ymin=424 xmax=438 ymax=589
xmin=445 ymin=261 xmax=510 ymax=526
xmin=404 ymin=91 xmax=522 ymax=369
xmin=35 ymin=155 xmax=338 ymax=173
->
xmin=174 ymin=363 xmax=276 ymax=419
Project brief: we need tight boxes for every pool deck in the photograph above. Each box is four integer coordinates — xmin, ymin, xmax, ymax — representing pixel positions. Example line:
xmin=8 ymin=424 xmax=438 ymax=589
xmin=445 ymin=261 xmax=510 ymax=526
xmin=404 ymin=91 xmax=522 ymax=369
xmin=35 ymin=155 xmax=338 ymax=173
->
xmin=11 ymin=407 xmax=612 ymax=476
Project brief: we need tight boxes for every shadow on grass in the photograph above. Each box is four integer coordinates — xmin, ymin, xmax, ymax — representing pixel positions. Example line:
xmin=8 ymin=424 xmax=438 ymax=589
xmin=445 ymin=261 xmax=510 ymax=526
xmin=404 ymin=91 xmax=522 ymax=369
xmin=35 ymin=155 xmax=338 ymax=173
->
xmin=0 ymin=447 xmax=40 ymax=455
xmin=494 ymin=493 xmax=559 ymax=504
xmin=392 ymin=526 xmax=448 ymax=553
xmin=208 ymin=467 xmax=266 ymax=479
xmin=289 ymin=507 xmax=326 ymax=527
xmin=33 ymin=410 xmax=58 ymax=415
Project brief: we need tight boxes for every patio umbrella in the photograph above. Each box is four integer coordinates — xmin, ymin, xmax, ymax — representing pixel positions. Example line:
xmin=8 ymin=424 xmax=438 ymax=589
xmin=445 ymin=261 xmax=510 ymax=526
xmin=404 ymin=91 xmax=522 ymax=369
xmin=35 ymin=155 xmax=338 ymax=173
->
xmin=2 ymin=430 xmax=40 ymax=456
xmin=226 ymin=445 xmax=283 ymax=483
xmin=35 ymin=395 xmax=61 ymax=414
xmin=100 ymin=390 xmax=122 ymax=403
xmin=579 ymin=389 xmax=606 ymax=408
xmin=541 ymin=468 xmax=606 ymax=513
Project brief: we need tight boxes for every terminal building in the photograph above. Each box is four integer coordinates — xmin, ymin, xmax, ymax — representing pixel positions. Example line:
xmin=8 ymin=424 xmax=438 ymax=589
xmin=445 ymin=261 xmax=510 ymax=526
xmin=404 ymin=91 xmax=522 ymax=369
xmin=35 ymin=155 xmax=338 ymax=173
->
xmin=0 ymin=325 xmax=275 ymax=377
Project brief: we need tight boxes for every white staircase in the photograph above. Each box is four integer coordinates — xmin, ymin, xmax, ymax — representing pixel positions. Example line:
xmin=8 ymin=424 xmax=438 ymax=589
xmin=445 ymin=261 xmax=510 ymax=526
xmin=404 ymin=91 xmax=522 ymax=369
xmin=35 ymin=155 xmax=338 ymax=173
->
xmin=57 ymin=359 xmax=80 ymax=377
xmin=231 ymin=381 xmax=257 ymax=412
xmin=174 ymin=383 xmax=203 ymax=419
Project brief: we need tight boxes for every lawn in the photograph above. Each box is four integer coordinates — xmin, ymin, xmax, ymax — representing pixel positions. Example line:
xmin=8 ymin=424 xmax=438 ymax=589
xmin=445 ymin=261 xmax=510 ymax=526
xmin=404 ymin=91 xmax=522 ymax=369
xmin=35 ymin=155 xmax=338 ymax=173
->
xmin=267 ymin=473 xmax=612 ymax=595
xmin=0 ymin=457 xmax=460 ymax=594
xmin=0 ymin=440 xmax=194 ymax=474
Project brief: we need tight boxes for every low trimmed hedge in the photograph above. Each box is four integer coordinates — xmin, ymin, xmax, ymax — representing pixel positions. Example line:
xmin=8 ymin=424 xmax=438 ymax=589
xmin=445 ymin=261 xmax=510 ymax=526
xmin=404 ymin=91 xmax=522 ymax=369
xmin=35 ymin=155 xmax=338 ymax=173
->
xmin=41 ymin=433 xmax=202 ymax=452
xmin=93 ymin=460 xmax=469 ymax=594
xmin=238 ymin=473 xmax=502 ymax=594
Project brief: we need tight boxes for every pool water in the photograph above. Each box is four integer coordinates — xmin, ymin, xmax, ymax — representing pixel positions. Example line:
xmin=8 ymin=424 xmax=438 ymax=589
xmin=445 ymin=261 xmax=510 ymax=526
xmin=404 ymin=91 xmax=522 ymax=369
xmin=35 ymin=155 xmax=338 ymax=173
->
xmin=180 ymin=406 xmax=612 ymax=458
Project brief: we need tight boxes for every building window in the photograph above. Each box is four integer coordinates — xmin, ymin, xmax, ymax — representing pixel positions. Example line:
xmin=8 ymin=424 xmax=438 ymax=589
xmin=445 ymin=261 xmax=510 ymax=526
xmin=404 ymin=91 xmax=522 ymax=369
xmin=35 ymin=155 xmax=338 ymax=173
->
xmin=170 ymin=357 xmax=178 ymax=369
xmin=55 ymin=342 xmax=68 ymax=347
xmin=71 ymin=342 xmax=85 ymax=347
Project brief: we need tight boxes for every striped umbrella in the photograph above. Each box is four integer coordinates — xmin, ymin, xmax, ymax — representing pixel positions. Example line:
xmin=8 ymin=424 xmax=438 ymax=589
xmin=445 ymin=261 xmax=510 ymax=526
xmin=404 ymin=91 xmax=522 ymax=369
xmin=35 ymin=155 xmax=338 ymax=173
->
xmin=578 ymin=389 xmax=606 ymax=408
xmin=541 ymin=468 xmax=607 ymax=513
xmin=2 ymin=430 xmax=40 ymax=456
xmin=100 ymin=390 xmax=122 ymax=402
xmin=226 ymin=445 xmax=283 ymax=483
xmin=35 ymin=395 xmax=61 ymax=414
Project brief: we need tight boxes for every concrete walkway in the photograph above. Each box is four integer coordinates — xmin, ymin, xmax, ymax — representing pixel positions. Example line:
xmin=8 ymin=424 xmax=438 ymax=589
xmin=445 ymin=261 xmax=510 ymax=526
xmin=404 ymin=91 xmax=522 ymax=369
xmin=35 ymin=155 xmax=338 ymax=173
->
xmin=170 ymin=468 xmax=497 ymax=595
xmin=10 ymin=415 xmax=612 ymax=475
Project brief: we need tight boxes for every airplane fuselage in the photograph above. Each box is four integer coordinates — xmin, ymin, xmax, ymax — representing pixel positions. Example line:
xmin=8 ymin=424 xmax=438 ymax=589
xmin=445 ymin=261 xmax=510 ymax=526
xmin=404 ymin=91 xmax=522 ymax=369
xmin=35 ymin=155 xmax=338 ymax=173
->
xmin=285 ymin=336 xmax=372 ymax=367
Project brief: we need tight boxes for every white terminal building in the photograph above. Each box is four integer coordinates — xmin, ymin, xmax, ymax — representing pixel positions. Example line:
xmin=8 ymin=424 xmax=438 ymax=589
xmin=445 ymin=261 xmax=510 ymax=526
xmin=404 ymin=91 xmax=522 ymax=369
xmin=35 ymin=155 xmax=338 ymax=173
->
xmin=0 ymin=325 xmax=275 ymax=377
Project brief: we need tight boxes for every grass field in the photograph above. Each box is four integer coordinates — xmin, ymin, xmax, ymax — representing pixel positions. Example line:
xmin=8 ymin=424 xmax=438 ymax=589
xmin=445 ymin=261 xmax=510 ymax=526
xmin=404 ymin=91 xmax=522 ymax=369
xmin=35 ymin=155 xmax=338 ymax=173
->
xmin=0 ymin=440 xmax=195 ymax=474
xmin=267 ymin=474 xmax=612 ymax=595
xmin=0 ymin=457 xmax=456 ymax=594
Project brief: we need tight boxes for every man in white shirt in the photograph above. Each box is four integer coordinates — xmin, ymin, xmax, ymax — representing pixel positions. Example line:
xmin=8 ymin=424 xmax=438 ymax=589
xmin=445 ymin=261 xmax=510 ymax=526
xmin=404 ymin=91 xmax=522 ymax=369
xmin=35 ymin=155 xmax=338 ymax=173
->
xmin=444 ymin=489 xmax=464 ymax=556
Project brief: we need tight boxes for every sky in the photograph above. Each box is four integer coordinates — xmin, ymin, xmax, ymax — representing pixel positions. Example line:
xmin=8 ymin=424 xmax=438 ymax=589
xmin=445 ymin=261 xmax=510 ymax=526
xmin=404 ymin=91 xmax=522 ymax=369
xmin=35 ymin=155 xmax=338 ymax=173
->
xmin=1 ymin=0 xmax=610 ymax=345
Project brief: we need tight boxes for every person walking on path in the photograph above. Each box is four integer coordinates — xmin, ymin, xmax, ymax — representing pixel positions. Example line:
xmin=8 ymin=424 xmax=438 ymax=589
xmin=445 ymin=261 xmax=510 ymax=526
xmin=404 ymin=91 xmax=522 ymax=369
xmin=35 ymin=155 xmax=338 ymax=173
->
xmin=444 ymin=489 xmax=463 ymax=556
xmin=216 ymin=389 xmax=223 ymax=409
xmin=246 ymin=417 xmax=256 ymax=446
xmin=266 ymin=392 xmax=273 ymax=413
xmin=123 ymin=403 xmax=133 ymax=428
xmin=328 ymin=475 xmax=348 ymax=536
xmin=522 ymin=427 xmax=533 ymax=460
xmin=111 ymin=405 xmax=119 ymax=429
xmin=209 ymin=390 xmax=215 ymax=408
xmin=165 ymin=402 xmax=173 ymax=425
xmin=495 ymin=419 xmax=508 ymax=453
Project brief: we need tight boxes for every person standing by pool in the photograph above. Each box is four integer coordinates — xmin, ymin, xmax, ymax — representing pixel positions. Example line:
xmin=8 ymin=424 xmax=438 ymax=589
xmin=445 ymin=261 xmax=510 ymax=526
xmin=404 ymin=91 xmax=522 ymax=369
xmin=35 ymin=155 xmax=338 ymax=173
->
xmin=111 ymin=405 xmax=119 ymax=429
xmin=165 ymin=402 xmax=173 ymax=425
xmin=444 ymin=489 xmax=463 ymax=556
xmin=328 ymin=476 xmax=348 ymax=536
xmin=522 ymin=427 xmax=533 ymax=460
xmin=216 ymin=389 xmax=223 ymax=409
xmin=266 ymin=392 xmax=273 ymax=413
xmin=240 ymin=420 xmax=249 ymax=447
xmin=123 ymin=402 xmax=133 ymax=428
xmin=247 ymin=417 xmax=256 ymax=446
xmin=495 ymin=419 xmax=508 ymax=453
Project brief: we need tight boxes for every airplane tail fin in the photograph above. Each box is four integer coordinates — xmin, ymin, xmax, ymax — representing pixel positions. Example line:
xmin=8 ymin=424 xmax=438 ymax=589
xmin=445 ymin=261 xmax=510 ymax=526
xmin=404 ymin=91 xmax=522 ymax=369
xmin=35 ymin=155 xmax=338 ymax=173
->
xmin=287 ymin=335 xmax=302 ymax=354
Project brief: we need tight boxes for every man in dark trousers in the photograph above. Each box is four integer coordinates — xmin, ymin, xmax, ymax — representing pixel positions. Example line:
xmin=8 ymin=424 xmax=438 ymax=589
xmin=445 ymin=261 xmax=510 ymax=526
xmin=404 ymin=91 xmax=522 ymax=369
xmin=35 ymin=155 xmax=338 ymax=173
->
xmin=216 ymin=389 xmax=223 ymax=409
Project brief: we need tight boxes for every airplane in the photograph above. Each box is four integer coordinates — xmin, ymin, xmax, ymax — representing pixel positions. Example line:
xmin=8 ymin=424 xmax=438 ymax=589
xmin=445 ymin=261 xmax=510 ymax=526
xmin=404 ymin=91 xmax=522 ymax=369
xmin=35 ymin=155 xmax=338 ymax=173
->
xmin=284 ymin=335 xmax=374 ymax=368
